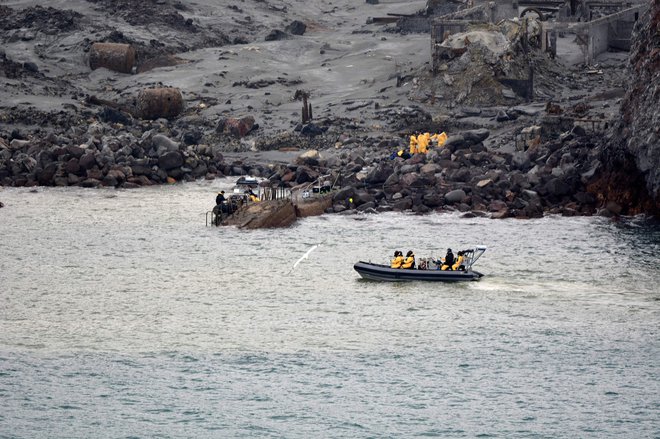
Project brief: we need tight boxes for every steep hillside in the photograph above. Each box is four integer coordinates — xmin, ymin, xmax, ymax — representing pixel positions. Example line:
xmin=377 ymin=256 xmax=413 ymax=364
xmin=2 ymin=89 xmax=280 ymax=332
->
xmin=594 ymin=0 xmax=660 ymax=215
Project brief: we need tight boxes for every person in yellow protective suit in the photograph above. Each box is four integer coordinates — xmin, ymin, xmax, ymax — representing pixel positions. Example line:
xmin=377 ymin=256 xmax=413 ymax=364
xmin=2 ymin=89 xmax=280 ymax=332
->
xmin=417 ymin=132 xmax=431 ymax=154
xmin=452 ymin=251 xmax=465 ymax=271
xmin=246 ymin=189 xmax=260 ymax=202
xmin=431 ymin=132 xmax=448 ymax=147
xmin=441 ymin=248 xmax=455 ymax=271
xmin=409 ymin=134 xmax=418 ymax=155
xmin=390 ymin=250 xmax=404 ymax=269
xmin=401 ymin=250 xmax=416 ymax=269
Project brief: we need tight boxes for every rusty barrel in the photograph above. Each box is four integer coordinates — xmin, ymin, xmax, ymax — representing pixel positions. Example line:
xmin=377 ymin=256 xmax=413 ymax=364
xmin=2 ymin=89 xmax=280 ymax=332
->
xmin=136 ymin=87 xmax=184 ymax=120
xmin=89 ymin=42 xmax=136 ymax=74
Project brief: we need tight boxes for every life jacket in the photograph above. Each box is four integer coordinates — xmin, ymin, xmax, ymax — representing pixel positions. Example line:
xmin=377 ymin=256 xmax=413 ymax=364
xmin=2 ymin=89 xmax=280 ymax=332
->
xmin=402 ymin=255 xmax=415 ymax=269
xmin=391 ymin=255 xmax=404 ymax=269
xmin=452 ymin=255 xmax=464 ymax=271
xmin=249 ymin=194 xmax=259 ymax=202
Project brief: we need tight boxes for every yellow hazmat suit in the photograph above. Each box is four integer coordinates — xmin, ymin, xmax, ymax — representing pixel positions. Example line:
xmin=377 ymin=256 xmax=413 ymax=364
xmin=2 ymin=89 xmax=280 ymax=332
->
xmin=432 ymin=132 xmax=448 ymax=146
xmin=409 ymin=135 xmax=418 ymax=154
xmin=417 ymin=132 xmax=430 ymax=154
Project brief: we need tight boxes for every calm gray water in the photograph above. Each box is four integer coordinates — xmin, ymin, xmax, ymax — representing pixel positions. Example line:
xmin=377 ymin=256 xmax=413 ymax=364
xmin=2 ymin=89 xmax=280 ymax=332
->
xmin=1 ymin=181 xmax=659 ymax=438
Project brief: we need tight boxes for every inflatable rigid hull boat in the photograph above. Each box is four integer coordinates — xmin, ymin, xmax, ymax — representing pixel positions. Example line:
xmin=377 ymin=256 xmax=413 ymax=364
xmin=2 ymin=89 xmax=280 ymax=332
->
xmin=354 ymin=246 xmax=486 ymax=282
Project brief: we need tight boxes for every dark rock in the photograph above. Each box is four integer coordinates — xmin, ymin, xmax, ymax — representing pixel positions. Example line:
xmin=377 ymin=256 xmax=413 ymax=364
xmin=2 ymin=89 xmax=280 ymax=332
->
xmin=300 ymin=123 xmax=325 ymax=137
xmin=511 ymin=151 xmax=531 ymax=171
xmin=78 ymin=152 xmax=96 ymax=169
xmin=422 ymin=192 xmax=444 ymax=208
xmin=488 ymin=200 xmax=508 ymax=212
xmin=365 ymin=163 xmax=393 ymax=184
xmin=544 ymin=177 xmax=571 ymax=197
xmin=182 ymin=129 xmax=202 ymax=145
xmin=158 ymin=151 xmax=183 ymax=170
xmin=64 ymin=158 xmax=81 ymax=175
xmin=496 ymin=110 xmax=510 ymax=122
xmin=152 ymin=134 xmax=179 ymax=152
xmin=357 ymin=201 xmax=376 ymax=211
xmin=80 ymin=178 xmax=102 ymax=188
xmin=286 ymin=20 xmax=306 ymax=36
xmin=445 ymin=189 xmax=466 ymax=204
xmin=574 ymin=191 xmax=596 ymax=204
xmin=443 ymin=135 xmax=466 ymax=152
xmin=295 ymin=166 xmax=316 ymax=184
xmin=605 ymin=200 xmax=623 ymax=215
xmin=391 ymin=196 xmax=413 ymax=211
xmin=463 ymin=129 xmax=490 ymax=145
xmin=98 ymin=106 xmax=132 ymax=125
xmin=23 ymin=61 xmax=38 ymax=73
xmin=66 ymin=145 xmax=85 ymax=159
xmin=265 ymin=29 xmax=288 ymax=41
xmin=221 ymin=116 xmax=256 ymax=138
xmin=491 ymin=209 xmax=509 ymax=219
xmin=571 ymin=125 xmax=587 ymax=137
xmin=36 ymin=162 xmax=58 ymax=185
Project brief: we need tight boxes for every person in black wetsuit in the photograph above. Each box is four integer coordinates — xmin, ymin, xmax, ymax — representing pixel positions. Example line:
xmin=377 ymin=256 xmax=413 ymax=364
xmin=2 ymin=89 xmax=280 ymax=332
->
xmin=441 ymin=248 xmax=455 ymax=271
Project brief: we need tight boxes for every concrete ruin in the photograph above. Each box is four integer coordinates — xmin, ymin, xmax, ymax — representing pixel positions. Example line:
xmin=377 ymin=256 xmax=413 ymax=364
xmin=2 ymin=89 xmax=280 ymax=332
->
xmin=430 ymin=0 xmax=648 ymax=68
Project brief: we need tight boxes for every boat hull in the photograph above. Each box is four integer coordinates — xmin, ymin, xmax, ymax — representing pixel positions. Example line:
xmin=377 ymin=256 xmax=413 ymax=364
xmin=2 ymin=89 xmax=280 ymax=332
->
xmin=354 ymin=261 xmax=483 ymax=282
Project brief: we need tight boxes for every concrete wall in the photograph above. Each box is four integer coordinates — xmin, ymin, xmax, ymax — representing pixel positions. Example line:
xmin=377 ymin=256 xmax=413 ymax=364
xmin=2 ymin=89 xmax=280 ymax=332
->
xmin=543 ymin=4 xmax=646 ymax=64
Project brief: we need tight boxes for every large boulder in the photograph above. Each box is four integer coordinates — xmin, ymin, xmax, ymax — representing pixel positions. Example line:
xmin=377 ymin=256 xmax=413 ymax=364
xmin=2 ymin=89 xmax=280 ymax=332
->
xmin=445 ymin=189 xmax=466 ymax=204
xmin=152 ymin=134 xmax=179 ymax=153
xmin=365 ymin=163 xmax=393 ymax=184
xmin=158 ymin=151 xmax=183 ymax=170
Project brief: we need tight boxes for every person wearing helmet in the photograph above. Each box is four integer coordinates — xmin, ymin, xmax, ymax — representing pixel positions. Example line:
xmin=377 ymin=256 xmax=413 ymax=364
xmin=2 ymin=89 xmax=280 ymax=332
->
xmin=391 ymin=250 xmax=404 ymax=269
xmin=402 ymin=250 xmax=416 ymax=269
xmin=441 ymin=248 xmax=455 ymax=271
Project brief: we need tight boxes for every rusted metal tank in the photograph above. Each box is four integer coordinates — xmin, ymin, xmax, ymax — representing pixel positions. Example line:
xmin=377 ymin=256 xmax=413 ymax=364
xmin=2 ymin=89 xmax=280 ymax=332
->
xmin=136 ymin=87 xmax=184 ymax=120
xmin=89 ymin=42 xmax=136 ymax=74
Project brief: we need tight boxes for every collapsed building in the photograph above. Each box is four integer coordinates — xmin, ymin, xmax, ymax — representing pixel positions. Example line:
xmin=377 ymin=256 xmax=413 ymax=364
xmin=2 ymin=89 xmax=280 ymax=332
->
xmin=424 ymin=0 xmax=647 ymax=104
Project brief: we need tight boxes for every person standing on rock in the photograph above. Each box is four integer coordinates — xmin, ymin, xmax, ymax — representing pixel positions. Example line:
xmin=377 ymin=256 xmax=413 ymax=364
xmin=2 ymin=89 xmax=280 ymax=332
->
xmin=417 ymin=132 xmax=430 ymax=154
xmin=409 ymin=134 xmax=418 ymax=155
xmin=216 ymin=191 xmax=226 ymax=206
xmin=432 ymin=132 xmax=448 ymax=147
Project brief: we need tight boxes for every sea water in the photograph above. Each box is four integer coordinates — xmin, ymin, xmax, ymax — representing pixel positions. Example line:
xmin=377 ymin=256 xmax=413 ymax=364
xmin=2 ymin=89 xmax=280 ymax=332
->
xmin=1 ymin=180 xmax=658 ymax=438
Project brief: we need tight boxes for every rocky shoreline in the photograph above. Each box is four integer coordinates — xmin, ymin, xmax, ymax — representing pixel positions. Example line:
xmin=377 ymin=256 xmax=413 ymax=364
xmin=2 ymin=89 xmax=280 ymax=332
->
xmin=0 ymin=0 xmax=658 ymax=219
xmin=0 ymin=110 xmax=622 ymax=219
